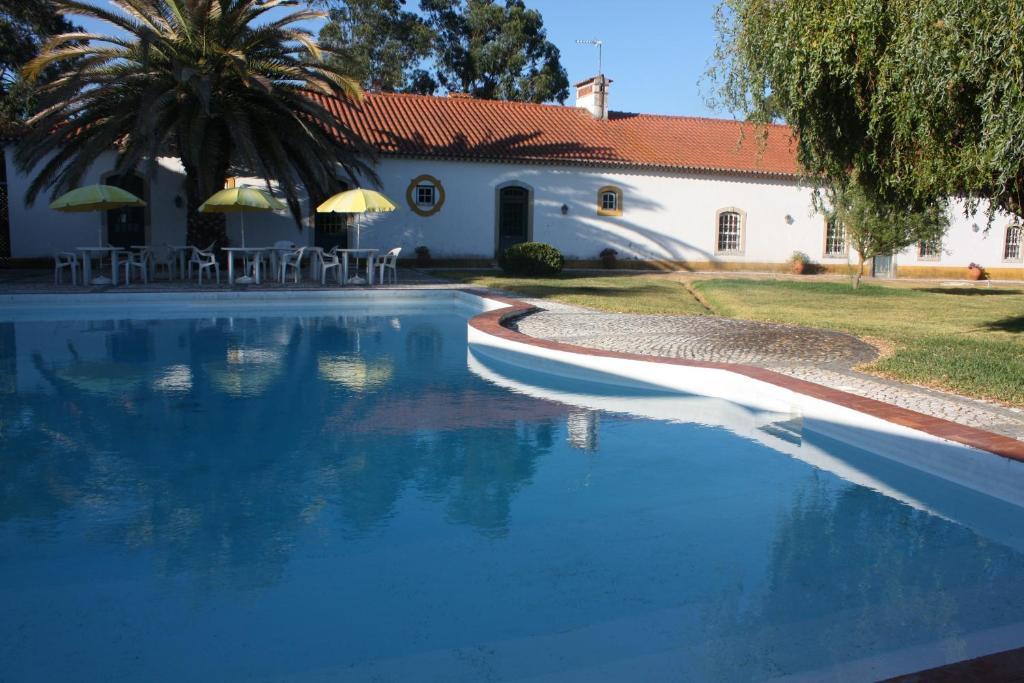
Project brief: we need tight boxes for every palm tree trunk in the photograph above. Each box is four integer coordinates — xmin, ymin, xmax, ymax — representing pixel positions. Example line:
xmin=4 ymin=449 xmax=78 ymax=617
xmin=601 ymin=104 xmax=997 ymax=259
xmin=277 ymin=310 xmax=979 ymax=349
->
xmin=182 ymin=154 xmax=229 ymax=249
xmin=186 ymin=201 xmax=227 ymax=249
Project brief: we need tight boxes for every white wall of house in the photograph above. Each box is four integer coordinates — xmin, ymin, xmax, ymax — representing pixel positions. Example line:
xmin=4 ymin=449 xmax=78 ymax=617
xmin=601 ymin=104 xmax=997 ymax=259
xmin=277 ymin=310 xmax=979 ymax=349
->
xmin=6 ymin=150 xmax=1020 ymax=274
xmin=892 ymin=198 xmax=1020 ymax=271
xmin=361 ymin=158 xmax=841 ymax=264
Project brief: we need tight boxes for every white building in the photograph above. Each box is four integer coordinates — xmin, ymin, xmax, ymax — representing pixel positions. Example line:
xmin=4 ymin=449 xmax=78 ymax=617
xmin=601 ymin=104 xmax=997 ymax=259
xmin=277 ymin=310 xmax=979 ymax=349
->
xmin=2 ymin=75 xmax=1022 ymax=279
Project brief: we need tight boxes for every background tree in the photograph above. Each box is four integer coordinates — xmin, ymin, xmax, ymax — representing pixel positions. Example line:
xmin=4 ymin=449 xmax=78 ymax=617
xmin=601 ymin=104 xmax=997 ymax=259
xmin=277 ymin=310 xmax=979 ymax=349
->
xmin=18 ymin=0 xmax=373 ymax=248
xmin=421 ymin=0 xmax=568 ymax=103
xmin=317 ymin=0 xmax=435 ymax=93
xmin=319 ymin=0 xmax=569 ymax=103
xmin=0 ymin=0 xmax=79 ymax=136
xmin=707 ymin=0 xmax=1024 ymax=220
xmin=828 ymin=182 xmax=949 ymax=288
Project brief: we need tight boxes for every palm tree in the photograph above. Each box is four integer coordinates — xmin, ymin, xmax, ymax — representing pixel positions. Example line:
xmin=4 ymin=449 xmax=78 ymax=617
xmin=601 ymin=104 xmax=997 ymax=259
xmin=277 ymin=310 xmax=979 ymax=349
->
xmin=16 ymin=0 xmax=373 ymax=247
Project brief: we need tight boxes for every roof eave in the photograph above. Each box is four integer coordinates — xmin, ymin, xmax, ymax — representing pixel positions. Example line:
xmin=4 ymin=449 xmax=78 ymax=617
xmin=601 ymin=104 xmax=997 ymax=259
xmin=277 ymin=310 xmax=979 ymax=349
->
xmin=374 ymin=151 xmax=798 ymax=180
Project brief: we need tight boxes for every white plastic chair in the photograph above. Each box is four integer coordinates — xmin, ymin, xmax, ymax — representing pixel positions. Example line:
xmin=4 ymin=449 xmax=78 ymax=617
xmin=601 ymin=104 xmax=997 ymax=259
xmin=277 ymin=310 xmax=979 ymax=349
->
xmin=319 ymin=246 xmax=344 ymax=285
xmin=188 ymin=243 xmax=220 ymax=285
xmin=278 ymin=246 xmax=306 ymax=284
xmin=374 ymin=247 xmax=401 ymax=284
xmin=150 ymin=244 xmax=177 ymax=280
xmin=54 ymin=252 xmax=78 ymax=285
xmin=269 ymin=240 xmax=297 ymax=275
xmin=121 ymin=248 xmax=150 ymax=284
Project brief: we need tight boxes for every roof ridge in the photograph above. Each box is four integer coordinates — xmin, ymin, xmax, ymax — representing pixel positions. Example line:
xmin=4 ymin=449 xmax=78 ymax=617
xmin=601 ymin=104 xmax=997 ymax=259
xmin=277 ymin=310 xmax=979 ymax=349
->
xmin=362 ymin=90 xmax=577 ymax=112
xmin=609 ymin=110 xmax=792 ymax=130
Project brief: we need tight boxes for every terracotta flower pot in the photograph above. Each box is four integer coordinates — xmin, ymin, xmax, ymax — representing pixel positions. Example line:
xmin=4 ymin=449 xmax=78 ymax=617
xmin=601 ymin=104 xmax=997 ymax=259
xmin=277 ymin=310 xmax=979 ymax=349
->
xmin=791 ymin=261 xmax=806 ymax=275
xmin=967 ymin=266 xmax=983 ymax=281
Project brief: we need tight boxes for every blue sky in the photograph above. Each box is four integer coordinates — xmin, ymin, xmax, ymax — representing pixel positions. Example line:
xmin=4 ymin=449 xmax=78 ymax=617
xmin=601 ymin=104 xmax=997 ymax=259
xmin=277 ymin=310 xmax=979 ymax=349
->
xmin=74 ymin=0 xmax=726 ymax=118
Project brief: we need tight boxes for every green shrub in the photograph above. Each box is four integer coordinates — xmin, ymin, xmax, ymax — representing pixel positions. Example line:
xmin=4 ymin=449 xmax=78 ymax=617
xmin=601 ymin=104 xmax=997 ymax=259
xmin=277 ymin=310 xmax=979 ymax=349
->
xmin=499 ymin=242 xmax=565 ymax=275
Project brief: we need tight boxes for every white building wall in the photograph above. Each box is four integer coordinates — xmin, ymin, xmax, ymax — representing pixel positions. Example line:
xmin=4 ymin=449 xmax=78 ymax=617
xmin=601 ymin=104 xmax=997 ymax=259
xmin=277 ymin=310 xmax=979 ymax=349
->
xmin=362 ymin=158 xmax=847 ymax=265
xmin=5 ymin=150 xmax=1019 ymax=275
xmin=894 ymin=199 xmax=1019 ymax=271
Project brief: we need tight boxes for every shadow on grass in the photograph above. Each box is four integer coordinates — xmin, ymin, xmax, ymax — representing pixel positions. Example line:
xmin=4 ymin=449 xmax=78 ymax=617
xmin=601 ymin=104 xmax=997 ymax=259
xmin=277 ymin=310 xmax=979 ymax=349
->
xmin=984 ymin=316 xmax=1024 ymax=333
xmin=915 ymin=287 xmax=1024 ymax=296
xmin=499 ymin=282 xmax=667 ymax=300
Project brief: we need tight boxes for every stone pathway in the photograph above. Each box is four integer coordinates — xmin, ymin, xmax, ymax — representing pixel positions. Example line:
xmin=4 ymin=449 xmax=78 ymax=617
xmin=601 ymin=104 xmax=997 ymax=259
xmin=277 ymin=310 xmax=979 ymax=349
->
xmin=512 ymin=298 xmax=1024 ymax=440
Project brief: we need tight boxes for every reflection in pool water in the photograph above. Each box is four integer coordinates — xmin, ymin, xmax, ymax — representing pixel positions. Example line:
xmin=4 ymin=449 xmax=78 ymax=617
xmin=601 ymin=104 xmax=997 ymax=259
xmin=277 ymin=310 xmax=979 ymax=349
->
xmin=1 ymin=309 xmax=1024 ymax=681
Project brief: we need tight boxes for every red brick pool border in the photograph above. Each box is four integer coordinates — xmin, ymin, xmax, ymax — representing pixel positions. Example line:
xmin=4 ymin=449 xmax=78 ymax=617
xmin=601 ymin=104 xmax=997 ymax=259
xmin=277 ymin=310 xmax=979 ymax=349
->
xmin=466 ymin=290 xmax=1024 ymax=464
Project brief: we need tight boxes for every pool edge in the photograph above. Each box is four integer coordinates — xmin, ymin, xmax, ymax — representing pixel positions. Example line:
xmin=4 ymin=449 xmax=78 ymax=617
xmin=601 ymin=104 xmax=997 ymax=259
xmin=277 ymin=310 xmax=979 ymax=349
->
xmin=462 ymin=289 xmax=1024 ymax=465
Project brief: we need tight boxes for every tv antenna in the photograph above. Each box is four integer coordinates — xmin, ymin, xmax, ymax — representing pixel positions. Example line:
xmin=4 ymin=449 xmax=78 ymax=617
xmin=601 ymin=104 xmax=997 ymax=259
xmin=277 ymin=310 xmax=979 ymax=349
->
xmin=576 ymin=38 xmax=603 ymax=75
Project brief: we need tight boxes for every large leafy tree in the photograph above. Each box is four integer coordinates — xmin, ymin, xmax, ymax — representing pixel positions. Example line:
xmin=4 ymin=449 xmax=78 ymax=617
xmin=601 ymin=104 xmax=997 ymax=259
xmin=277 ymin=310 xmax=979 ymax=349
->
xmin=318 ymin=0 xmax=435 ymax=93
xmin=421 ymin=0 xmax=568 ymax=103
xmin=18 ymin=0 xmax=373 ymax=247
xmin=707 ymin=0 xmax=1024 ymax=219
xmin=0 ymin=0 xmax=79 ymax=136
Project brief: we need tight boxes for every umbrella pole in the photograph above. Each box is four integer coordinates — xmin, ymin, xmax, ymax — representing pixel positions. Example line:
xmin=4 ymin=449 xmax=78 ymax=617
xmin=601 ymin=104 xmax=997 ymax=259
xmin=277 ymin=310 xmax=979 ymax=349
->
xmin=240 ymin=212 xmax=246 ymax=249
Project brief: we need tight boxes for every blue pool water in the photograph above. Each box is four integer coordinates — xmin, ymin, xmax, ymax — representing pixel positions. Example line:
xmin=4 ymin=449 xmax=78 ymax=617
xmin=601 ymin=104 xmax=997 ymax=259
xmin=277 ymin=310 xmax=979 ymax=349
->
xmin=2 ymin=303 xmax=1024 ymax=681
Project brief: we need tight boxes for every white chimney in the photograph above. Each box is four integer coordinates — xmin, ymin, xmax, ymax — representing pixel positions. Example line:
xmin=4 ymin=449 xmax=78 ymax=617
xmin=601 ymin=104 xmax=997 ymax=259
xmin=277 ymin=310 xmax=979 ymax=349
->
xmin=574 ymin=75 xmax=611 ymax=120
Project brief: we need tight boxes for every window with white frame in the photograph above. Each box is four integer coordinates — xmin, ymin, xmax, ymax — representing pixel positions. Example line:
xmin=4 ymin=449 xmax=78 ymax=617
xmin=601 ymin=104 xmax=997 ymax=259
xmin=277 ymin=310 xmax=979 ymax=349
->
xmin=1005 ymin=223 xmax=1022 ymax=261
xmin=415 ymin=184 xmax=436 ymax=207
xmin=918 ymin=238 xmax=941 ymax=260
xmin=596 ymin=185 xmax=622 ymax=216
xmin=716 ymin=210 xmax=742 ymax=254
xmin=824 ymin=220 xmax=846 ymax=257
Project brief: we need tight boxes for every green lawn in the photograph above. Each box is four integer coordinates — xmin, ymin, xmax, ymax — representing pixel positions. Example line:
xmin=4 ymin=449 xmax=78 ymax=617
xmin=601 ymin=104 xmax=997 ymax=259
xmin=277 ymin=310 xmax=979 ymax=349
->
xmin=441 ymin=271 xmax=1024 ymax=405
xmin=441 ymin=271 xmax=709 ymax=315
xmin=694 ymin=280 xmax=1024 ymax=405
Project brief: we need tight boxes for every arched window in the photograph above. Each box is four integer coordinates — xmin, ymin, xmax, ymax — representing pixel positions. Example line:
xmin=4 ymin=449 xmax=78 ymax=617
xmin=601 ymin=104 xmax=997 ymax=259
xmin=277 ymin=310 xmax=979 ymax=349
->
xmin=1005 ymin=223 xmax=1022 ymax=262
xmin=597 ymin=186 xmax=622 ymax=216
xmin=715 ymin=208 xmax=745 ymax=255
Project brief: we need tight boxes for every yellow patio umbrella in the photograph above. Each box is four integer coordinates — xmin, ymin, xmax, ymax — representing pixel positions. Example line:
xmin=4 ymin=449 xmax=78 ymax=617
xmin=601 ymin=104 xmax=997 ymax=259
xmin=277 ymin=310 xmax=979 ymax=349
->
xmin=198 ymin=186 xmax=285 ymax=249
xmin=49 ymin=184 xmax=146 ymax=246
xmin=316 ymin=188 xmax=396 ymax=249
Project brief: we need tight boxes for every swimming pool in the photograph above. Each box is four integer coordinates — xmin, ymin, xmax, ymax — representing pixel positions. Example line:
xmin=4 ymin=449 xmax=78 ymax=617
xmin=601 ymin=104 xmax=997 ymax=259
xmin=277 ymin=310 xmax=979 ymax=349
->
xmin=2 ymin=292 xmax=1024 ymax=681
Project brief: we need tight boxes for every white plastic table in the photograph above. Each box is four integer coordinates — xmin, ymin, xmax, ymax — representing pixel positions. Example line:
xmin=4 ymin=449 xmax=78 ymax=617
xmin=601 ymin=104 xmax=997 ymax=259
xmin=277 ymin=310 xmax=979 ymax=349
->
xmin=223 ymin=247 xmax=267 ymax=284
xmin=76 ymin=246 xmax=124 ymax=286
xmin=338 ymin=248 xmax=379 ymax=285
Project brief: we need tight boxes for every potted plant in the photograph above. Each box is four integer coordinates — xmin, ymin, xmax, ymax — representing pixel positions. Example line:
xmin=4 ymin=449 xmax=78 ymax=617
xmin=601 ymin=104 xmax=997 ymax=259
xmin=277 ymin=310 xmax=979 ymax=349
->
xmin=967 ymin=262 xmax=985 ymax=280
xmin=599 ymin=247 xmax=618 ymax=269
xmin=789 ymin=251 xmax=811 ymax=274
xmin=414 ymin=245 xmax=432 ymax=268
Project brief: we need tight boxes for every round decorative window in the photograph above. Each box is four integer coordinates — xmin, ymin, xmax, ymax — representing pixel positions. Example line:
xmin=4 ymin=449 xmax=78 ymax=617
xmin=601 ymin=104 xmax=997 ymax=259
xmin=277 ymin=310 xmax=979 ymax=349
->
xmin=406 ymin=175 xmax=445 ymax=217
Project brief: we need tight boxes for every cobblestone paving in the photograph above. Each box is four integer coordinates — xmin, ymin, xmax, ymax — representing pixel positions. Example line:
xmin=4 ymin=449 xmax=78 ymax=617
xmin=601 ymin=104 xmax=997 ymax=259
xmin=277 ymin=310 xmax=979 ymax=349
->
xmin=513 ymin=299 xmax=1024 ymax=440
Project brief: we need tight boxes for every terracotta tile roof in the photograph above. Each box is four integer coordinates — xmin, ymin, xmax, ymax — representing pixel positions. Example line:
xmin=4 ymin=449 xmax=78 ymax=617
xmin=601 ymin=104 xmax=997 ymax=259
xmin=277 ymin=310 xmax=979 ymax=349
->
xmin=312 ymin=91 xmax=799 ymax=177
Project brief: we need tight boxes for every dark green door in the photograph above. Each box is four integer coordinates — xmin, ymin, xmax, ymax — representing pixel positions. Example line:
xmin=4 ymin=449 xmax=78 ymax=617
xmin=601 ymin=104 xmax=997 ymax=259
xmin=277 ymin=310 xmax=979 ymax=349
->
xmin=105 ymin=173 xmax=146 ymax=247
xmin=498 ymin=186 xmax=530 ymax=255
xmin=313 ymin=183 xmax=349 ymax=250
